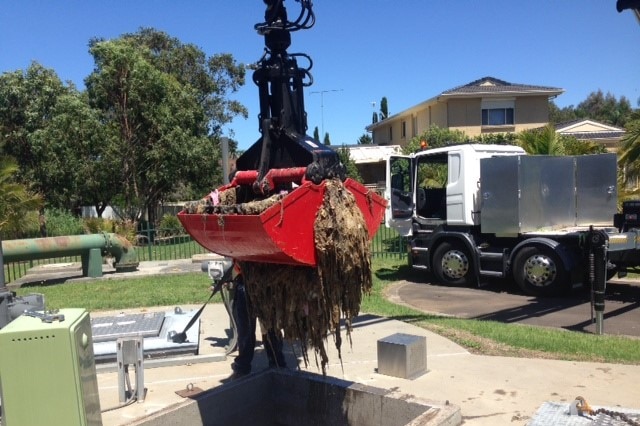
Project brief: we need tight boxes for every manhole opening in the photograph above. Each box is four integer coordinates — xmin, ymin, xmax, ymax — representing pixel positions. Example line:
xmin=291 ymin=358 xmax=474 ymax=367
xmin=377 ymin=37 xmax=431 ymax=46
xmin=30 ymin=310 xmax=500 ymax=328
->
xmin=137 ymin=369 xmax=447 ymax=426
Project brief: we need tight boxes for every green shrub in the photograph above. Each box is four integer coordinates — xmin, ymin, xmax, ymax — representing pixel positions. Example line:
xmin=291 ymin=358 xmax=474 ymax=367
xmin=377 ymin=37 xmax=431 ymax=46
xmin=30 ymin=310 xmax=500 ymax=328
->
xmin=45 ymin=208 xmax=85 ymax=236
xmin=114 ymin=220 xmax=137 ymax=244
xmin=100 ymin=219 xmax=116 ymax=233
xmin=158 ymin=214 xmax=184 ymax=237
xmin=82 ymin=217 xmax=118 ymax=236
xmin=83 ymin=217 xmax=103 ymax=234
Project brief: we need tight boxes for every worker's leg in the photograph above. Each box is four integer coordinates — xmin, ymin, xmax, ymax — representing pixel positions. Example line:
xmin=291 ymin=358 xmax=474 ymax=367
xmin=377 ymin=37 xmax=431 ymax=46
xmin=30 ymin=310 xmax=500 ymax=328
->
xmin=231 ymin=281 xmax=256 ymax=375
xmin=263 ymin=329 xmax=286 ymax=368
xmin=258 ymin=318 xmax=286 ymax=368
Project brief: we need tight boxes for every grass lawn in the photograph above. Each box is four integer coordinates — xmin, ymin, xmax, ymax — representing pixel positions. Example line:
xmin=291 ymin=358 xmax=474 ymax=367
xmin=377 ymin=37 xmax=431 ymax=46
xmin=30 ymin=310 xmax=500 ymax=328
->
xmin=16 ymin=256 xmax=640 ymax=365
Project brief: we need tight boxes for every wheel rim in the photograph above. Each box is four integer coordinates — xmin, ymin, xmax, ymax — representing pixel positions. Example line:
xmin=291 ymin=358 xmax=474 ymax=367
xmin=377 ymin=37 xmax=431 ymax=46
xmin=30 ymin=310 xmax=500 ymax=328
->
xmin=441 ymin=249 xmax=469 ymax=279
xmin=523 ymin=254 xmax=557 ymax=287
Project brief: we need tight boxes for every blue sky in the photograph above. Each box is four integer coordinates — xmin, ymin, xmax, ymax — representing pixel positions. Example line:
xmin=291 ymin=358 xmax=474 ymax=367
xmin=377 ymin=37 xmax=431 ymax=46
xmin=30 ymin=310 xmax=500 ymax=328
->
xmin=1 ymin=1 xmax=638 ymax=150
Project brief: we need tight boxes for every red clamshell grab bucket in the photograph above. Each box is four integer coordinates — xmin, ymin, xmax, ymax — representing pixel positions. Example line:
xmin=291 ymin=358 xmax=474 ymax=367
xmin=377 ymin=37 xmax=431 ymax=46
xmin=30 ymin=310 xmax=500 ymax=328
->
xmin=177 ymin=178 xmax=387 ymax=267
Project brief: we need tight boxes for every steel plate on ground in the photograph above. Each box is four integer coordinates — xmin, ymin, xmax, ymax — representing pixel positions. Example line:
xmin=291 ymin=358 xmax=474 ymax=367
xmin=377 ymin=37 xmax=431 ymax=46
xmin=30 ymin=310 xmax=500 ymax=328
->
xmin=529 ymin=401 xmax=640 ymax=425
xmin=92 ymin=309 xmax=201 ymax=363
xmin=91 ymin=312 xmax=165 ymax=343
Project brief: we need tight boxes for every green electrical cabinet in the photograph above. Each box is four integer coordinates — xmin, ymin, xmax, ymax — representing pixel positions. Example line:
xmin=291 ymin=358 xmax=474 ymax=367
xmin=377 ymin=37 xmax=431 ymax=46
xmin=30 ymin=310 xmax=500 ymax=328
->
xmin=0 ymin=308 xmax=102 ymax=425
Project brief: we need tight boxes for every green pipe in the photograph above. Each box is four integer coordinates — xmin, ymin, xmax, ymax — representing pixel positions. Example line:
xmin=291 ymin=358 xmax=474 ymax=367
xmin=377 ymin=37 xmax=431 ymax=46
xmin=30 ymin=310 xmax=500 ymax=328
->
xmin=1 ymin=233 xmax=138 ymax=271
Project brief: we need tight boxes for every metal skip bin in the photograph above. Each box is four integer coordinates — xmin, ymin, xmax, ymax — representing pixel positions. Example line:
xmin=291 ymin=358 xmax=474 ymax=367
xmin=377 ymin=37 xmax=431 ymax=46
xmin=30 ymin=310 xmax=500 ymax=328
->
xmin=178 ymin=178 xmax=387 ymax=267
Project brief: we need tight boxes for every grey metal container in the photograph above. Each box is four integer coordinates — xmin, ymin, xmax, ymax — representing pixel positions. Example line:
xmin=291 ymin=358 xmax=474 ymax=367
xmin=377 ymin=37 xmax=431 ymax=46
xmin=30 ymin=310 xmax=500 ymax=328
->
xmin=480 ymin=154 xmax=617 ymax=234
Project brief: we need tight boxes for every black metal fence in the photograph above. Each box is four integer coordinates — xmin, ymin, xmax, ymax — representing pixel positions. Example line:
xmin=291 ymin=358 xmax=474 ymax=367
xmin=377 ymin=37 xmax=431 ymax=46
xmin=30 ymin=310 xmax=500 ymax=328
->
xmin=133 ymin=223 xmax=407 ymax=261
xmin=3 ymin=224 xmax=407 ymax=283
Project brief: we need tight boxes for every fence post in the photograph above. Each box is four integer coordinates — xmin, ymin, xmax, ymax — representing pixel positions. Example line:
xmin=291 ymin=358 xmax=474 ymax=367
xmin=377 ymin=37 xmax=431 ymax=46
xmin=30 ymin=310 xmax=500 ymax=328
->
xmin=146 ymin=225 xmax=153 ymax=261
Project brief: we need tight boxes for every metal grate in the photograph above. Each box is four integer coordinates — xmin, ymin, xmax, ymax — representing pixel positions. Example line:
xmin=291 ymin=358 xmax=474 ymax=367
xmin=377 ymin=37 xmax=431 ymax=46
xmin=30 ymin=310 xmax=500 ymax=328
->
xmin=530 ymin=402 xmax=640 ymax=426
xmin=91 ymin=312 xmax=165 ymax=343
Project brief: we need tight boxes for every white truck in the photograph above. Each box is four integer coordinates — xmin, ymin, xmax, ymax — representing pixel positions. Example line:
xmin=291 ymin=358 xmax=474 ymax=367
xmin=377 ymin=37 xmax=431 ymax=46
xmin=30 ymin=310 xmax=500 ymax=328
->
xmin=385 ymin=144 xmax=640 ymax=297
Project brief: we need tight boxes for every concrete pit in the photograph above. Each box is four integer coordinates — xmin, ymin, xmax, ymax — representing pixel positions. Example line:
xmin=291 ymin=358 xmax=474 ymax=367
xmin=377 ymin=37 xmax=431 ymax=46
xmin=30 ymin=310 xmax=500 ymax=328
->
xmin=129 ymin=369 xmax=461 ymax=426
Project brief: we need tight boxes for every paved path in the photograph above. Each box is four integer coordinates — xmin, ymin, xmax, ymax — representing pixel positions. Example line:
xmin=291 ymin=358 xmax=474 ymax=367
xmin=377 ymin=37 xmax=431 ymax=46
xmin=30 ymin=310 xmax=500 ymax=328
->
xmin=387 ymin=277 xmax=640 ymax=337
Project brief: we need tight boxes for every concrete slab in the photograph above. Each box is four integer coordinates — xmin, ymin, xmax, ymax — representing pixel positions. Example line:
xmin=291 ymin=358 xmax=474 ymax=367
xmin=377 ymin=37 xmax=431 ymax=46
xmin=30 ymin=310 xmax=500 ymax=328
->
xmin=95 ymin=301 xmax=640 ymax=426
xmin=12 ymin=259 xmax=640 ymax=425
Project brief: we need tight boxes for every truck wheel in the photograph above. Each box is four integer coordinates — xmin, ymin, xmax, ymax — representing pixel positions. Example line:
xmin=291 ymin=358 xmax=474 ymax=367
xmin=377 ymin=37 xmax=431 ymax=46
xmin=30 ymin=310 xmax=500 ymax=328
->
xmin=432 ymin=241 xmax=472 ymax=286
xmin=513 ymin=246 xmax=568 ymax=296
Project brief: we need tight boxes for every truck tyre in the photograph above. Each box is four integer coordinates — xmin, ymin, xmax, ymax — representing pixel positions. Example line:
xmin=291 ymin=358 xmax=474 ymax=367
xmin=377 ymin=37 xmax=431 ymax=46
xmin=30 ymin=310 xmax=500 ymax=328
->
xmin=432 ymin=241 xmax=472 ymax=286
xmin=513 ymin=246 xmax=568 ymax=296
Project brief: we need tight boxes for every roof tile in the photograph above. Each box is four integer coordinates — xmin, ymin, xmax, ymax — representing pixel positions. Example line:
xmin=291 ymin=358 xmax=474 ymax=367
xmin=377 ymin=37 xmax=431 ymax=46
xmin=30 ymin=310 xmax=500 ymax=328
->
xmin=442 ymin=76 xmax=562 ymax=95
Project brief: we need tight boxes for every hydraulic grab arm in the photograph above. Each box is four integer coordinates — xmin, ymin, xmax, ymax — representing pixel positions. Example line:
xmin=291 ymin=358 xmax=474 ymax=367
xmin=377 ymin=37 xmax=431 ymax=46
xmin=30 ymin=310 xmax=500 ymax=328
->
xmin=178 ymin=1 xmax=386 ymax=266
xmin=237 ymin=0 xmax=344 ymax=193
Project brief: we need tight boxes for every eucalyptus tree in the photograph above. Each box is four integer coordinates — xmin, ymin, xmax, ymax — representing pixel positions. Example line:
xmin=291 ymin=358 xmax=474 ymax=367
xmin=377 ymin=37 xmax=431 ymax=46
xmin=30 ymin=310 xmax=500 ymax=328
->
xmin=85 ymin=28 xmax=247 ymax=225
xmin=548 ymin=100 xmax=577 ymax=124
xmin=32 ymin=92 xmax=119 ymax=216
xmin=576 ymin=90 xmax=633 ymax=127
xmin=0 ymin=63 xmax=71 ymax=187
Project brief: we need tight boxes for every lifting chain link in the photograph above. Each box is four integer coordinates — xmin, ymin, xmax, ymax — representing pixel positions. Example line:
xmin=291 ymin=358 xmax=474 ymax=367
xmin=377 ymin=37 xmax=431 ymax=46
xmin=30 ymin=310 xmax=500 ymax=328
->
xmin=574 ymin=396 xmax=640 ymax=425
xmin=592 ymin=408 xmax=640 ymax=426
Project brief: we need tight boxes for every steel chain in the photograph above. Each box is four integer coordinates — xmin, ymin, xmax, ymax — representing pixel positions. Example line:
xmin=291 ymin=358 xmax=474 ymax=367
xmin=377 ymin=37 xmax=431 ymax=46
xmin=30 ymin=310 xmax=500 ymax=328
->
xmin=592 ymin=408 xmax=640 ymax=426
xmin=575 ymin=396 xmax=640 ymax=425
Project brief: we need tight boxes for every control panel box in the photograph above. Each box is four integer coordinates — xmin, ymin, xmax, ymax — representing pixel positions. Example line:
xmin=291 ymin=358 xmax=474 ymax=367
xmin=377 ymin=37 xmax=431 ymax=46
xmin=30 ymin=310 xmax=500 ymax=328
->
xmin=0 ymin=308 xmax=102 ymax=425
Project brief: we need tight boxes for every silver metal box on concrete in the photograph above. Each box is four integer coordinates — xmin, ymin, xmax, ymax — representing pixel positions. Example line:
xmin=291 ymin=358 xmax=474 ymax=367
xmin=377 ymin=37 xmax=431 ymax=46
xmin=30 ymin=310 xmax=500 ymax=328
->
xmin=480 ymin=153 xmax=617 ymax=234
xmin=377 ymin=333 xmax=427 ymax=380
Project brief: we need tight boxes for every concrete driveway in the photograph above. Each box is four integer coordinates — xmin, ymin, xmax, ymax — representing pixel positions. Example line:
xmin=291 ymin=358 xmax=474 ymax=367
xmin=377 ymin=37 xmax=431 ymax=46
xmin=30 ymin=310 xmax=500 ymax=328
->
xmin=387 ymin=275 xmax=640 ymax=337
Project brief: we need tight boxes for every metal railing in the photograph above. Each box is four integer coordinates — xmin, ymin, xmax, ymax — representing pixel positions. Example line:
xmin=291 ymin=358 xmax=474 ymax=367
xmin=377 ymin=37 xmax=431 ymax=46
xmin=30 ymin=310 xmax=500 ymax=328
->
xmin=370 ymin=224 xmax=408 ymax=259
xmin=3 ymin=224 xmax=406 ymax=283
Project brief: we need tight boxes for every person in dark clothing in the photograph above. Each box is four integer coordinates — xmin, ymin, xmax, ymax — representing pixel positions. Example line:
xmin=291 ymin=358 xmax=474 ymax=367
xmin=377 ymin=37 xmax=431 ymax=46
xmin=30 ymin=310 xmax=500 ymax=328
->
xmin=229 ymin=264 xmax=286 ymax=378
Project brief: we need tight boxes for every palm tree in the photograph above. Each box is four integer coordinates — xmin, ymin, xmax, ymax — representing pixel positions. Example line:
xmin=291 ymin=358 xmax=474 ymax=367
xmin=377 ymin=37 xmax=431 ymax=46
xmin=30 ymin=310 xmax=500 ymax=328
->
xmin=0 ymin=156 xmax=42 ymax=238
xmin=616 ymin=111 xmax=640 ymax=202
xmin=516 ymin=124 xmax=565 ymax=155
xmin=617 ymin=110 xmax=640 ymax=167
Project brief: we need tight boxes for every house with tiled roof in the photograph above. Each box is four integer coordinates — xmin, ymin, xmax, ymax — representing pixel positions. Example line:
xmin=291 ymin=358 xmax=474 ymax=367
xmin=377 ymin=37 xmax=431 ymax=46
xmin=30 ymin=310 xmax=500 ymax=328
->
xmin=365 ymin=76 xmax=564 ymax=146
xmin=555 ymin=119 xmax=625 ymax=152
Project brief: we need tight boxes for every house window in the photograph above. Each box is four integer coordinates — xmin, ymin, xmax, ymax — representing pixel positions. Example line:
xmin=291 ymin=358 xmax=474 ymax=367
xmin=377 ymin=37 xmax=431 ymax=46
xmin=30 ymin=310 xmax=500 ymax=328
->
xmin=389 ymin=126 xmax=393 ymax=141
xmin=482 ymin=108 xmax=514 ymax=126
xmin=412 ymin=116 xmax=418 ymax=137
xmin=401 ymin=121 xmax=407 ymax=138
xmin=481 ymin=99 xmax=515 ymax=126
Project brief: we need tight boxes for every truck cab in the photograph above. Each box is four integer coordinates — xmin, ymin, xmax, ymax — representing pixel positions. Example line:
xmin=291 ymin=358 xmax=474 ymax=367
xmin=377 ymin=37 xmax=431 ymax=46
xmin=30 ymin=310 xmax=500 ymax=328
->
xmin=386 ymin=144 xmax=525 ymax=234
